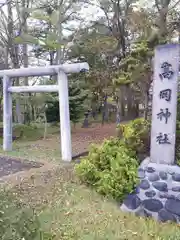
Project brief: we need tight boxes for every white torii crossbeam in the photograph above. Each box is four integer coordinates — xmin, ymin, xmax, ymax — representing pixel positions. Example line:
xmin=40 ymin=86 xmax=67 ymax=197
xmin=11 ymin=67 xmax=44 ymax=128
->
xmin=0 ymin=62 xmax=89 ymax=162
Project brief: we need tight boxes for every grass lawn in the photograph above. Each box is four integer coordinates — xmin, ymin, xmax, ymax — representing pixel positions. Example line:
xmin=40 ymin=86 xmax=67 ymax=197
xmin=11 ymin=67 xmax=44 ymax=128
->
xmin=7 ymin=162 xmax=180 ymax=240
xmin=0 ymin=123 xmax=117 ymax=162
xmin=1 ymin=124 xmax=180 ymax=239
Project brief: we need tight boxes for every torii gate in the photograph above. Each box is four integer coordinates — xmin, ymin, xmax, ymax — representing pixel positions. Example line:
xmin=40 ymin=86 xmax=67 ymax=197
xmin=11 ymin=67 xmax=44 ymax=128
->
xmin=0 ymin=62 xmax=89 ymax=162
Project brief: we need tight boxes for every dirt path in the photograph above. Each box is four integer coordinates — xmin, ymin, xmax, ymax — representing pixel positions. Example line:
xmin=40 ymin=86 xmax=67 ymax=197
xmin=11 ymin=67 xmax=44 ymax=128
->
xmin=0 ymin=123 xmax=117 ymax=178
xmin=72 ymin=123 xmax=117 ymax=154
xmin=29 ymin=123 xmax=117 ymax=155
xmin=0 ymin=157 xmax=43 ymax=178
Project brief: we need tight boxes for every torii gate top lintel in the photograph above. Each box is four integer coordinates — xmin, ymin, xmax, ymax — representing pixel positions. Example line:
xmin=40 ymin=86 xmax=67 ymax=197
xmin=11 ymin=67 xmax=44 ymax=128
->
xmin=0 ymin=62 xmax=89 ymax=78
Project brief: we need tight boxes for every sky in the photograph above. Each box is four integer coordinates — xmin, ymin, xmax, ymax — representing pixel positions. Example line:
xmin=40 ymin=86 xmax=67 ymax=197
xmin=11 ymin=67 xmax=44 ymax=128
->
xmin=0 ymin=0 xmax=6 ymax=4
xmin=0 ymin=0 xmax=103 ymax=37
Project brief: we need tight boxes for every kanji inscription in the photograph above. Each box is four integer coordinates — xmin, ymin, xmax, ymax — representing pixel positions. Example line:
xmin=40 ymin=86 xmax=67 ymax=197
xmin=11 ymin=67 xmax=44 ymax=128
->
xmin=159 ymin=62 xmax=174 ymax=80
xmin=150 ymin=44 xmax=179 ymax=164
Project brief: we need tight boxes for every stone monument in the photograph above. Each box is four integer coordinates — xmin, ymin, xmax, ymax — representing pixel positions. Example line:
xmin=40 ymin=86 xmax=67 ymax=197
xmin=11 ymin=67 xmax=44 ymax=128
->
xmin=121 ymin=44 xmax=180 ymax=223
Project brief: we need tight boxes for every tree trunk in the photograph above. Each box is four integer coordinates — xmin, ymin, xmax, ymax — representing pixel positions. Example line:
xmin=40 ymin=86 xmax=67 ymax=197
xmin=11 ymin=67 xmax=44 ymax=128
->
xmin=144 ymin=91 xmax=149 ymax=120
xmin=101 ymin=93 xmax=108 ymax=125
xmin=22 ymin=0 xmax=30 ymax=124
xmin=43 ymin=113 xmax=48 ymax=140
xmin=126 ymin=85 xmax=133 ymax=119
xmin=7 ymin=0 xmax=22 ymax=123
xmin=157 ymin=0 xmax=170 ymax=37
xmin=116 ymin=95 xmax=121 ymax=124
xmin=34 ymin=106 xmax=37 ymax=121
xmin=120 ymin=86 xmax=125 ymax=119
xmin=134 ymin=102 xmax=139 ymax=118
xmin=113 ymin=0 xmax=127 ymax=58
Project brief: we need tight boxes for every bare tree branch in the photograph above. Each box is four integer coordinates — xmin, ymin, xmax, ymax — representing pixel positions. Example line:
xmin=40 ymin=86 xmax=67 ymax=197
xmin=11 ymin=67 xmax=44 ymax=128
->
xmin=169 ymin=0 xmax=180 ymax=11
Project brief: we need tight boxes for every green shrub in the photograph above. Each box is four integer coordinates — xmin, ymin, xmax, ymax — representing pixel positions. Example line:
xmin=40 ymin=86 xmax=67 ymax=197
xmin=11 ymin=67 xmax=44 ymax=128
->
xmin=75 ymin=138 xmax=139 ymax=201
xmin=76 ymin=119 xmax=153 ymax=201
xmin=75 ymin=158 xmax=100 ymax=186
xmin=172 ymin=96 xmax=180 ymax=163
xmin=0 ymin=188 xmax=54 ymax=240
xmin=116 ymin=118 xmax=180 ymax=165
xmin=175 ymin=121 xmax=180 ymax=164
xmin=96 ymin=148 xmax=138 ymax=200
xmin=177 ymin=94 xmax=180 ymax=122
xmin=117 ymin=118 xmax=151 ymax=157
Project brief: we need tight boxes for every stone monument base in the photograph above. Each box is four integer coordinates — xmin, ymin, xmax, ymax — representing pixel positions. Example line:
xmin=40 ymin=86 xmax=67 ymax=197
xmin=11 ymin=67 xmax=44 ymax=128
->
xmin=121 ymin=157 xmax=180 ymax=223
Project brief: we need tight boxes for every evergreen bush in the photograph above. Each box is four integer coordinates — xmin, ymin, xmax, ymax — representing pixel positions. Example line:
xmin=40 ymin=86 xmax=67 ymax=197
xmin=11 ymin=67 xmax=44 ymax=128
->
xmin=75 ymin=138 xmax=139 ymax=201
xmin=45 ymin=82 xmax=88 ymax=124
xmin=76 ymin=118 xmax=152 ymax=201
xmin=117 ymin=118 xmax=151 ymax=158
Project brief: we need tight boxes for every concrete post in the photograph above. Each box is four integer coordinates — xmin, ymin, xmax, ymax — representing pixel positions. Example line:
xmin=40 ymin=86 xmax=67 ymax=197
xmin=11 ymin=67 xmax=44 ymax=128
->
xmin=58 ymin=70 xmax=72 ymax=161
xmin=3 ymin=75 xmax=12 ymax=151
